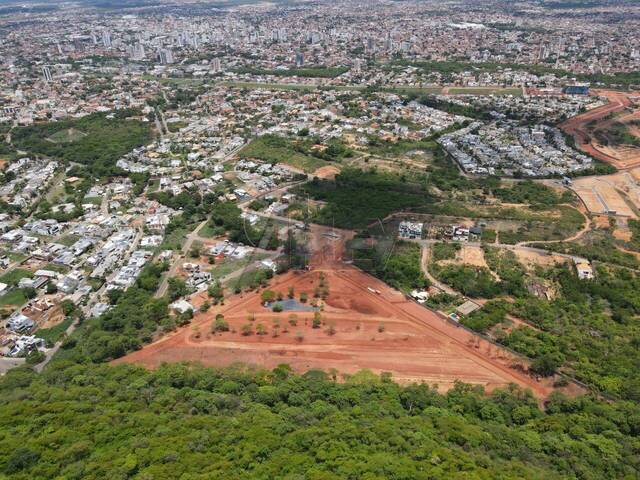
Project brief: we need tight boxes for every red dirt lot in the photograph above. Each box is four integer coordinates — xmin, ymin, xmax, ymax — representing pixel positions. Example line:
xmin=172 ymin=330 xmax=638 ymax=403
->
xmin=117 ymin=224 xmax=559 ymax=398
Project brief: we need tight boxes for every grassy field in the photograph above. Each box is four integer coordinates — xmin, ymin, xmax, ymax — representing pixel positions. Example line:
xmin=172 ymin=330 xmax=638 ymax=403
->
xmin=383 ymin=86 xmax=443 ymax=95
xmin=159 ymin=224 xmax=197 ymax=251
xmin=0 ymin=288 xmax=29 ymax=306
xmin=43 ymin=263 xmax=70 ymax=274
xmin=199 ymin=221 xmax=225 ymax=239
xmin=57 ymin=234 xmax=80 ymax=247
xmin=0 ymin=251 xmax=26 ymax=263
xmin=210 ymin=254 xmax=269 ymax=278
xmin=44 ymin=171 xmax=67 ymax=203
xmin=235 ymin=66 xmax=349 ymax=78
xmin=83 ymin=196 xmax=103 ymax=206
xmin=238 ymin=136 xmax=327 ymax=173
xmin=220 ymin=81 xmax=319 ymax=91
xmin=0 ymin=268 xmax=33 ymax=287
xmin=225 ymin=266 xmax=272 ymax=291
xmin=47 ymin=128 xmax=87 ymax=144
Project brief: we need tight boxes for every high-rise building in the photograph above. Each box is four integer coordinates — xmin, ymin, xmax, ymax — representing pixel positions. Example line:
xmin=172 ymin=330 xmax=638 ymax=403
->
xmin=307 ymin=31 xmax=321 ymax=44
xmin=272 ymin=28 xmax=287 ymax=42
xmin=129 ymin=43 xmax=146 ymax=61
xmin=158 ymin=48 xmax=174 ymax=64
xmin=366 ymin=37 xmax=375 ymax=53
xmin=384 ymin=33 xmax=393 ymax=52
xmin=295 ymin=51 xmax=304 ymax=67
xmin=188 ymin=34 xmax=199 ymax=49
xmin=42 ymin=66 xmax=52 ymax=83
xmin=102 ymin=30 xmax=112 ymax=48
xmin=212 ymin=57 xmax=221 ymax=72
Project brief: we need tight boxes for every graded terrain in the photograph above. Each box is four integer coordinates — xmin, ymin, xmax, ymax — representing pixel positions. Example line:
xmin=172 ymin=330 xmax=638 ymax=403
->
xmin=118 ymin=226 xmax=555 ymax=397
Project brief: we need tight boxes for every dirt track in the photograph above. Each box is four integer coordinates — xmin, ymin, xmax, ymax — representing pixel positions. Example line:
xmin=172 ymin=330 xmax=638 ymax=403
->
xmin=116 ymin=224 xmax=560 ymax=397
xmin=561 ymin=90 xmax=640 ymax=169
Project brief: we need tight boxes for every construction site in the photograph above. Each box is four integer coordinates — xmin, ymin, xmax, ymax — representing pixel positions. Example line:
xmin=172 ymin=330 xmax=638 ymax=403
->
xmin=561 ymin=89 xmax=640 ymax=170
xmin=571 ymin=167 xmax=640 ymax=218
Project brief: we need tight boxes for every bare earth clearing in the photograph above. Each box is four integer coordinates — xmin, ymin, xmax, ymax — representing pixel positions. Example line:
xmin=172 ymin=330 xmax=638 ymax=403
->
xmin=572 ymin=167 xmax=640 ymax=218
xmin=117 ymin=225 xmax=559 ymax=398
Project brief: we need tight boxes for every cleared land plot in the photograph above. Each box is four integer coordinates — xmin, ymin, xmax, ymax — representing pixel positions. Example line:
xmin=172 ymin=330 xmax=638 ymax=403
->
xmin=512 ymin=249 xmax=568 ymax=269
xmin=344 ymin=151 xmax=434 ymax=173
xmin=440 ymin=245 xmax=489 ymax=269
xmin=573 ymin=176 xmax=636 ymax=217
xmin=313 ymin=165 xmax=341 ymax=180
xmin=117 ymin=263 xmax=556 ymax=397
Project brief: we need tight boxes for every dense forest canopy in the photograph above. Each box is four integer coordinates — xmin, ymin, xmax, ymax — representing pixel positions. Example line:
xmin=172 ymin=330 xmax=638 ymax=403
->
xmin=0 ymin=362 xmax=639 ymax=479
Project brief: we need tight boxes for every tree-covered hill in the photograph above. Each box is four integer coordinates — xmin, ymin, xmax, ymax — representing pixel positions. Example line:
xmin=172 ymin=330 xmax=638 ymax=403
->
xmin=0 ymin=362 xmax=639 ymax=479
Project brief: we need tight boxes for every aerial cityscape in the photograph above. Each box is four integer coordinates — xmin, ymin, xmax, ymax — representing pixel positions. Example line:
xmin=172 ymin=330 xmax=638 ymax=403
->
xmin=0 ymin=0 xmax=639 ymax=478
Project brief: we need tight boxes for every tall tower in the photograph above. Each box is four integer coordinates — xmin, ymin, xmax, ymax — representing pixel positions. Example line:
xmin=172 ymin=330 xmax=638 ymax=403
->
xmin=159 ymin=48 xmax=174 ymax=64
xmin=102 ymin=30 xmax=112 ymax=48
xmin=42 ymin=66 xmax=53 ymax=83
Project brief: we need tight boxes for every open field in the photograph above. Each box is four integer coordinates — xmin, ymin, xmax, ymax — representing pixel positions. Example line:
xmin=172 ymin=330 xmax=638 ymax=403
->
xmin=238 ymin=135 xmax=327 ymax=173
xmin=313 ymin=165 xmax=341 ymax=179
xmin=512 ymin=249 xmax=568 ymax=269
xmin=117 ymin=225 xmax=557 ymax=397
xmin=561 ymin=90 xmax=640 ymax=169
xmin=46 ymin=128 xmax=87 ymax=144
xmin=440 ymin=245 xmax=489 ymax=269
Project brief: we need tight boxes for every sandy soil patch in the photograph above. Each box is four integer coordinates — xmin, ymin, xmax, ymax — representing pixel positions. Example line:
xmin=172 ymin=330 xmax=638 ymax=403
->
xmin=513 ymin=249 xmax=568 ymax=269
xmin=313 ymin=165 xmax=341 ymax=180
xmin=613 ymin=228 xmax=632 ymax=241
